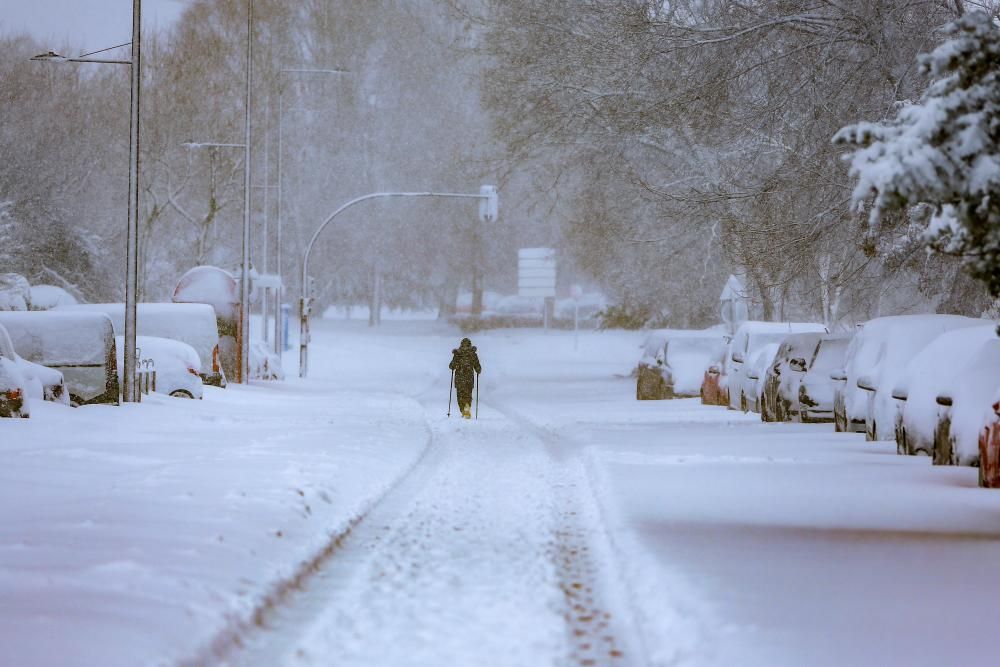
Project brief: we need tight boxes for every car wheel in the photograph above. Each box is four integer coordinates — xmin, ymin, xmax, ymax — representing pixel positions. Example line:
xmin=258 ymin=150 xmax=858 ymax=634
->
xmin=170 ymin=390 xmax=195 ymax=399
xmin=979 ymin=462 xmax=986 ymax=488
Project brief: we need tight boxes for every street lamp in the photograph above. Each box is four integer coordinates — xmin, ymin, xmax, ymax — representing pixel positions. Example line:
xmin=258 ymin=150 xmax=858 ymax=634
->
xmin=298 ymin=187 xmax=499 ymax=377
xmin=31 ymin=0 xmax=142 ymax=403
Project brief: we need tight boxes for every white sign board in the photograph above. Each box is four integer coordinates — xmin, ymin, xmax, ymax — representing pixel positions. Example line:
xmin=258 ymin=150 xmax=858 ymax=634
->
xmin=518 ymin=247 xmax=556 ymax=298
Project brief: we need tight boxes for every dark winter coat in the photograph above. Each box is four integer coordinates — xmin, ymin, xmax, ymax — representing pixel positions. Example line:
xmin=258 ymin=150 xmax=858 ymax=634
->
xmin=450 ymin=343 xmax=481 ymax=390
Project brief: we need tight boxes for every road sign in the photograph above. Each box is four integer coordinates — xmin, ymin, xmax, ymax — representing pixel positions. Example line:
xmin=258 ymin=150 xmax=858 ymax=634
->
xmin=518 ymin=248 xmax=556 ymax=298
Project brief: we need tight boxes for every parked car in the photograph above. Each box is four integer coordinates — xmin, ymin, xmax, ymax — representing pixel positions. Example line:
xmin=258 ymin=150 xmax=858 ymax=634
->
xmin=760 ymin=332 xmax=826 ymax=422
xmin=702 ymin=334 xmax=737 ymax=406
xmin=892 ymin=325 xmax=995 ymax=458
xmin=0 ymin=311 xmax=114 ymax=406
xmin=849 ymin=315 xmax=983 ymax=441
xmin=727 ymin=321 xmax=827 ymax=412
xmin=62 ymin=303 xmax=226 ymax=388
xmin=745 ymin=342 xmax=781 ymax=413
xmin=637 ymin=328 xmax=725 ymax=400
xmin=937 ymin=336 xmax=1000 ymax=468
xmin=0 ymin=329 xmax=29 ymax=418
xmin=662 ymin=330 xmax=727 ymax=398
xmin=979 ymin=387 xmax=1000 ymax=487
xmin=0 ymin=321 xmax=68 ymax=408
xmin=28 ymin=285 xmax=78 ymax=311
xmin=116 ymin=336 xmax=205 ymax=399
xmin=636 ymin=329 xmax=674 ymax=400
xmin=172 ymin=266 xmax=240 ymax=383
xmin=797 ymin=334 xmax=852 ymax=423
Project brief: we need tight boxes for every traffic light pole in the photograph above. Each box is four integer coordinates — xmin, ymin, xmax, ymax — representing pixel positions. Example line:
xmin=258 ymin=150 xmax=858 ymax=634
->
xmin=298 ymin=187 xmax=497 ymax=378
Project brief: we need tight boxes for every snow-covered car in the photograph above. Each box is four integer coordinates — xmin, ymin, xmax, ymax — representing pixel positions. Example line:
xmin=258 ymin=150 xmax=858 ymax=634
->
xmin=63 ymin=303 xmax=226 ymax=388
xmin=636 ymin=328 xmax=725 ymax=400
xmin=0 ymin=310 xmax=119 ymax=405
xmin=554 ymin=293 xmax=608 ymax=326
xmin=848 ymin=314 xmax=984 ymax=441
xmin=661 ymin=330 xmax=727 ymax=398
xmin=172 ymin=266 xmax=240 ymax=383
xmin=116 ymin=336 xmax=204 ymax=399
xmin=28 ymin=284 xmax=78 ymax=311
xmin=0 ymin=322 xmax=68 ymax=412
xmin=481 ymin=295 xmax=545 ymax=328
xmin=979 ymin=386 xmax=1000 ymax=487
xmin=892 ymin=320 xmax=1000 ymax=463
xmin=797 ymin=334 xmax=852 ymax=423
xmin=745 ymin=342 xmax=781 ymax=413
xmin=727 ymin=321 xmax=827 ymax=412
xmin=760 ymin=332 xmax=826 ymax=422
xmin=636 ymin=329 xmax=673 ymax=400
xmin=937 ymin=337 xmax=1000 ymax=468
xmin=0 ymin=353 xmax=28 ymax=418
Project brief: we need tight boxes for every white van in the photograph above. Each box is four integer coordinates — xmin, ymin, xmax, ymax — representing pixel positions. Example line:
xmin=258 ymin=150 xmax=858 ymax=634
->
xmin=62 ymin=303 xmax=227 ymax=388
xmin=0 ymin=310 xmax=119 ymax=405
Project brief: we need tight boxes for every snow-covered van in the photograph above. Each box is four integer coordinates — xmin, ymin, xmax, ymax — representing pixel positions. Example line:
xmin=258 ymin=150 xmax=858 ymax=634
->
xmin=0 ymin=310 xmax=118 ymax=406
xmin=62 ymin=303 xmax=226 ymax=388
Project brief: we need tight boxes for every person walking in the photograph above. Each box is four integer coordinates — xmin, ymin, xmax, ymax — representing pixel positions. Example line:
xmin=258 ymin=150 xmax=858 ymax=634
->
xmin=449 ymin=337 xmax=481 ymax=419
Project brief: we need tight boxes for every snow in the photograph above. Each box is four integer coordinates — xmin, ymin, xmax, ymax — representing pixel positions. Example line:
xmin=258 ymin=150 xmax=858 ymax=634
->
xmin=728 ymin=321 xmax=827 ymax=410
xmin=0 ymin=311 xmax=112 ymax=404
xmin=172 ymin=266 xmax=239 ymax=322
xmin=862 ymin=315 xmax=984 ymax=440
xmin=5 ymin=321 xmax=1000 ymax=666
xmin=0 ymin=369 xmax=429 ymax=665
xmin=799 ymin=335 xmax=851 ymax=417
xmin=61 ymin=303 xmax=220 ymax=379
xmin=898 ymin=325 xmax=997 ymax=456
xmin=28 ymin=285 xmax=78 ymax=311
xmin=943 ymin=337 xmax=1000 ymax=465
xmin=0 ymin=273 xmax=31 ymax=311
xmin=664 ymin=333 xmax=726 ymax=396
xmin=115 ymin=335 xmax=204 ymax=400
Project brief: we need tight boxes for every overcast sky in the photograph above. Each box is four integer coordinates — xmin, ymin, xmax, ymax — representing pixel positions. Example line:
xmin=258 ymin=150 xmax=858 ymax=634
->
xmin=1 ymin=0 xmax=190 ymax=53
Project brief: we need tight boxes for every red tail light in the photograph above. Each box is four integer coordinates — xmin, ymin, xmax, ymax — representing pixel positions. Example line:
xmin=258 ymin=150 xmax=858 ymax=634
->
xmin=212 ymin=344 xmax=220 ymax=373
xmin=5 ymin=388 xmax=22 ymax=401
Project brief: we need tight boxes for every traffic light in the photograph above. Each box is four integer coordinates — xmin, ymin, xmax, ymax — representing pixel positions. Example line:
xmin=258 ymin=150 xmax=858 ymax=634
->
xmin=479 ymin=185 xmax=498 ymax=223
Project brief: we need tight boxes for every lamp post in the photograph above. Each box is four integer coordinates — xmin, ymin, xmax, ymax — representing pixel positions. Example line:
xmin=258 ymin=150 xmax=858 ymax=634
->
xmin=31 ymin=0 xmax=141 ymax=402
xmin=240 ymin=0 xmax=254 ymax=385
xmin=298 ymin=187 xmax=498 ymax=377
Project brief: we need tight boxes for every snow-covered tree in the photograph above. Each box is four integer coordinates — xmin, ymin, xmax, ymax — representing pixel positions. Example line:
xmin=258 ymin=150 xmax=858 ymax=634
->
xmin=835 ymin=11 xmax=1000 ymax=295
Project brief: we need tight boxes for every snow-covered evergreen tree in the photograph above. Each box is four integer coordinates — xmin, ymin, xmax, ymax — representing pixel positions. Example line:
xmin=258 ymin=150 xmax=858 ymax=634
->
xmin=834 ymin=11 xmax=1000 ymax=295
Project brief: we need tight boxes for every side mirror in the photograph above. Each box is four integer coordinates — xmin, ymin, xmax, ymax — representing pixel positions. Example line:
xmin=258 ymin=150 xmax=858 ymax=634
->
xmin=790 ymin=358 xmax=807 ymax=372
xmin=936 ymin=394 xmax=953 ymax=407
xmin=891 ymin=387 xmax=908 ymax=401
xmin=732 ymin=351 xmax=744 ymax=364
xmin=707 ymin=364 xmax=720 ymax=376
xmin=830 ymin=369 xmax=847 ymax=382
xmin=993 ymin=401 xmax=1000 ymax=417
xmin=857 ymin=375 xmax=876 ymax=392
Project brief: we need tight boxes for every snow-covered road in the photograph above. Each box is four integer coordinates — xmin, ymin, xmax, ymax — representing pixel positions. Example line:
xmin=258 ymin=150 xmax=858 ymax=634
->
xmin=4 ymin=319 xmax=1000 ymax=666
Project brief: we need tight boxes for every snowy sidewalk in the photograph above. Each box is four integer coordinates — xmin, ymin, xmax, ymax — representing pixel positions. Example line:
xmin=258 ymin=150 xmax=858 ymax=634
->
xmin=0 ymin=381 xmax=429 ymax=667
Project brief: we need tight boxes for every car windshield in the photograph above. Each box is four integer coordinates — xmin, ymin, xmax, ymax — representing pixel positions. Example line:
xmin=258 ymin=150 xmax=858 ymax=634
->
xmin=811 ymin=338 xmax=850 ymax=371
xmin=665 ymin=337 xmax=722 ymax=365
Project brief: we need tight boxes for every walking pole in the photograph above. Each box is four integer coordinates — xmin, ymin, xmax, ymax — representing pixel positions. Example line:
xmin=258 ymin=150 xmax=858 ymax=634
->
xmin=447 ymin=369 xmax=454 ymax=417
xmin=475 ymin=372 xmax=479 ymax=420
